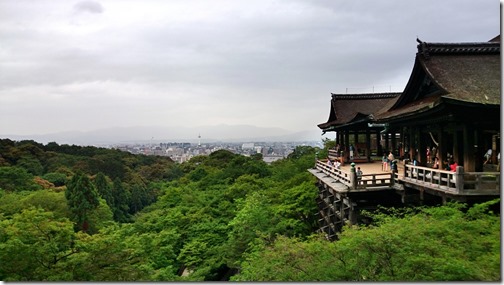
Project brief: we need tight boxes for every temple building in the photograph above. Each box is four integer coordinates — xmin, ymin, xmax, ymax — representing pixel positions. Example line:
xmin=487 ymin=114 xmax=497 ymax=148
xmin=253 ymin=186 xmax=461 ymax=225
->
xmin=312 ymin=35 xmax=500 ymax=239
xmin=318 ymin=92 xmax=400 ymax=163
xmin=319 ymin=35 xmax=500 ymax=171
xmin=372 ymin=35 xmax=500 ymax=172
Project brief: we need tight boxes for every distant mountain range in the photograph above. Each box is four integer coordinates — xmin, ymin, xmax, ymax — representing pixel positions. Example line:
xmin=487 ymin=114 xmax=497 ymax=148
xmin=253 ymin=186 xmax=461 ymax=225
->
xmin=1 ymin=124 xmax=329 ymax=145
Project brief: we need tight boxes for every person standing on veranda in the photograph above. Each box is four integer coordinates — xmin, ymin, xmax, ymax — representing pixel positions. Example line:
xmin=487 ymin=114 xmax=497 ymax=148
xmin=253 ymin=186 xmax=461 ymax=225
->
xmin=387 ymin=151 xmax=394 ymax=170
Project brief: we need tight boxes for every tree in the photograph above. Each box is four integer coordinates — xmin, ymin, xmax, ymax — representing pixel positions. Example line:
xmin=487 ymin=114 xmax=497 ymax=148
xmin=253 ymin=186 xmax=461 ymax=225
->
xmin=66 ymin=226 xmax=153 ymax=281
xmin=0 ymin=166 xmax=41 ymax=192
xmin=230 ymin=235 xmax=337 ymax=282
xmin=226 ymin=192 xmax=276 ymax=267
xmin=129 ymin=182 xmax=148 ymax=214
xmin=93 ymin=172 xmax=114 ymax=207
xmin=65 ymin=173 xmax=100 ymax=233
xmin=42 ymin=172 xmax=67 ymax=187
xmin=0 ymin=208 xmax=77 ymax=281
xmin=111 ymin=178 xmax=130 ymax=223
xmin=21 ymin=190 xmax=70 ymax=219
xmin=16 ymin=156 xmax=44 ymax=176
xmin=84 ymin=198 xmax=114 ymax=235
xmin=272 ymin=179 xmax=319 ymax=236
xmin=232 ymin=201 xmax=501 ymax=282
xmin=287 ymin=145 xmax=315 ymax=160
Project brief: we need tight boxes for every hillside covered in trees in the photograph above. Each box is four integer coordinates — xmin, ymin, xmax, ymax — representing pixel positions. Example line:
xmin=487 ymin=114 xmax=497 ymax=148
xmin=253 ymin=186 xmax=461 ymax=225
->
xmin=0 ymin=139 xmax=500 ymax=281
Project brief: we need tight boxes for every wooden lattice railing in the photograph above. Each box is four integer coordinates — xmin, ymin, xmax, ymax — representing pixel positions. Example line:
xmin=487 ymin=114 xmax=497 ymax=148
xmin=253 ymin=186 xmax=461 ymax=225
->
xmin=401 ymin=164 xmax=500 ymax=195
xmin=315 ymin=160 xmax=500 ymax=195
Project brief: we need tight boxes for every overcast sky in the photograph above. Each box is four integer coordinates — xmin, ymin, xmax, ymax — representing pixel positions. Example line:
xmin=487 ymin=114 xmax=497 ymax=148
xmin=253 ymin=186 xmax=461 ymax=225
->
xmin=0 ymin=0 xmax=500 ymax=137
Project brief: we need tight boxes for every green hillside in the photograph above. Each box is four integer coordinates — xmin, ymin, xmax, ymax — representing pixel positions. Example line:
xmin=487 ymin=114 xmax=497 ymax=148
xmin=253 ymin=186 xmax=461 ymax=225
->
xmin=0 ymin=139 xmax=499 ymax=281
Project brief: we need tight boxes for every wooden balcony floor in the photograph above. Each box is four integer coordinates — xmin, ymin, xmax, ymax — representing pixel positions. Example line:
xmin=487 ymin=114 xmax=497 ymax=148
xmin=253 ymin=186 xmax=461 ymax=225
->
xmin=337 ymin=160 xmax=404 ymax=178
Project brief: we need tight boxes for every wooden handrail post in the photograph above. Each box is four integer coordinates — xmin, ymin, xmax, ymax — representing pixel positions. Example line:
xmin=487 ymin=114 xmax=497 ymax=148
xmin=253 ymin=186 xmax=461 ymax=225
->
xmin=350 ymin=162 xmax=357 ymax=190
xmin=402 ymin=161 xmax=408 ymax=178
xmin=455 ymin=166 xmax=464 ymax=194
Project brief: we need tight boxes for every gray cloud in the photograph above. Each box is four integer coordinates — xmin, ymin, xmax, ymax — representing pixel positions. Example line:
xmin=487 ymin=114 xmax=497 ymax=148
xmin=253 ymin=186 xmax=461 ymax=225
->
xmin=0 ymin=0 xmax=499 ymax=138
xmin=73 ymin=0 xmax=104 ymax=14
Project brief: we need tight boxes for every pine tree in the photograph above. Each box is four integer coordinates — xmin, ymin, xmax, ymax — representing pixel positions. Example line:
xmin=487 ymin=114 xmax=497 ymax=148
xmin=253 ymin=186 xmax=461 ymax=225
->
xmin=65 ymin=173 xmax=100 ymax=232
xmin=129 ymin=182 xmax=147 ymax=214
xmin=111 ymin=177 xmax=130 ymax=222
xmin=94 ymin=172 xmax=114 ymax=208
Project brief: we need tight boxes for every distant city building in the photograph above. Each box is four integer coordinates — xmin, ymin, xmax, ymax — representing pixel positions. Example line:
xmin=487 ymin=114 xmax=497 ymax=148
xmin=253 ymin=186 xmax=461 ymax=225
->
xmin=242 ymin=143 xmax=254 ymax=149
xmin=111 ymin=140 xmax=316 ymax=164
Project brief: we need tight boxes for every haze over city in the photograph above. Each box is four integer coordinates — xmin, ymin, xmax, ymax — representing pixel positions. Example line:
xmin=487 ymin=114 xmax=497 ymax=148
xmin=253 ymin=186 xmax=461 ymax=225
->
xmin=0 ymin=0 xmax=500 ymax=144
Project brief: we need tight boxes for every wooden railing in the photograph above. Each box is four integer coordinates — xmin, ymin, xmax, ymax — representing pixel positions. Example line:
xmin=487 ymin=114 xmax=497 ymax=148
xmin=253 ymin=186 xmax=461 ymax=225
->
xmin=315 ymin=160 xmax=394 ymax=190
xmin=462 ymin=172 xmax=500 ymax=195
xmin=315 ymin=160 xmax=500 ymax=195
xmin=316 ymin=160 xmax=351 ymax=186
xmin=401 ymin=164 xmax=457 ymax=191
xmin=401 ymin=164 xmax=500 ymax=195
xmin=357 ymin=172 xmax=394 ymax=189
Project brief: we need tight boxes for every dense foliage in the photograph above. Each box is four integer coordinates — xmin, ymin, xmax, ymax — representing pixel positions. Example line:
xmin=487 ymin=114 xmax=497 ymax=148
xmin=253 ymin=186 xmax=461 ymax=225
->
xmin=232 ymin=200 xmax=501 ymax=281
xmin=0 ymin=139 xmax=500 ymax=281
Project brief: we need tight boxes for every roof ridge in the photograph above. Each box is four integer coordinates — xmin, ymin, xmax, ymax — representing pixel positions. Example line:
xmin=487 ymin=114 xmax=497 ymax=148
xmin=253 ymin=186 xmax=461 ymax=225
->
xmin=417 ymin=41 xmax=500 ymax=59
xmin=331 ymin=92 xmax=401 ymax=100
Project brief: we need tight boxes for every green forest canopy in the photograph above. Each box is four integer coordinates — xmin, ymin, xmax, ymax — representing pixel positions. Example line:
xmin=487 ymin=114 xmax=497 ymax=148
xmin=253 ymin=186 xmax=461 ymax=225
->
xmin=0 ymin=139 xmax=500 ymax=281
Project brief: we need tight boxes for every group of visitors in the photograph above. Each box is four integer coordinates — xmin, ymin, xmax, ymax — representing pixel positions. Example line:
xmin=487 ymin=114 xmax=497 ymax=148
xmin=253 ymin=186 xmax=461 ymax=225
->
xmin=325 ymin=156 xmax=363 ymax=184
xmin=335 ymin=144 xmax=362 ymax=161
xmin=326 ymin=158 xmax=341 ymax=170
xmin=445 ymin=159 xmax=458 ymax=172
xmin=425 ymin=146 xmax=438 ymax=164
xmin=382 ymin=151 xmax=397 ymax=172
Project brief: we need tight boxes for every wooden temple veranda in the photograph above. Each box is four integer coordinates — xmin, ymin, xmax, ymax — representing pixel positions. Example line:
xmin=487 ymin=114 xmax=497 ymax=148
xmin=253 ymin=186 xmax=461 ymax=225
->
xmin=311 ymin=35 xmax=501 ymax=240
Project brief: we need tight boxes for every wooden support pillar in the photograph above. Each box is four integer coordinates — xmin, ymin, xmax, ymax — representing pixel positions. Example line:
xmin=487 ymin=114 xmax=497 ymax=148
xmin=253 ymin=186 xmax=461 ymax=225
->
xmin=418 ymin=132 xmax=426 ymax=165
xmin=377 ymin=129 xmax=383 ymax=156
xmin=438 ymin=127 xmax=446 ymax=169
xmin=463 ymin=126 xmax=476 ymax=172
xmin=348 ymin=201 xmax=358 ymax=225
xmin=408 ymin=127 xmax=415 ymax=161
xmin=339 ymin=195 xmax=345 ymax=226
xmin=414 ymin=127 xmax=421 ymax=162
xmin=453 ymin=129 xmax=460 ymax=164
xmin=344 ymin=130 xmax=350 ymax=163
xmin=419 ymin=188 xmax=424 ymax=205
xmin=492 ymin=134 xmax=498 ymax=164
xmin=474 ymin=128 xmax=483 ymax=172
xmin=354 ymin=131 xmax=360 ymax=158
xmin=399 ymin=128 xmax=405 ymax=159
xmin=366 ymin=129 xmax=371 ymax=160
xmin=384 ymin=132 xmax=390 ymax=153
xmin=391 ymin=129 xmax=397 ymax=156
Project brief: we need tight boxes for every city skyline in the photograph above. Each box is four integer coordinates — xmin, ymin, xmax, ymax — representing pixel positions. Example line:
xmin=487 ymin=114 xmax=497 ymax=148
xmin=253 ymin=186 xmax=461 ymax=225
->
xmin=0 ymin=0 xmax=499 ymax=139
xmin=1 ymin=123 xmax=327 ymax=145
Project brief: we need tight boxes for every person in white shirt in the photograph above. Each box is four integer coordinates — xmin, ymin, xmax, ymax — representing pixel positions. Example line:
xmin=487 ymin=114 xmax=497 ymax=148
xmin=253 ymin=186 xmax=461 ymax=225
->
xmin=484 ymin=148 xmax=492 ymax=164
xmin=334 ymin=160 xmax=341 ymax=170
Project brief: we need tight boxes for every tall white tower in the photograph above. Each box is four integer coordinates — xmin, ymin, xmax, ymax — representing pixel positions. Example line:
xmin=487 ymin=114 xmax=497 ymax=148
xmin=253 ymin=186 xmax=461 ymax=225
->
xmin=198 ymin=133 xmax=201 ymax=147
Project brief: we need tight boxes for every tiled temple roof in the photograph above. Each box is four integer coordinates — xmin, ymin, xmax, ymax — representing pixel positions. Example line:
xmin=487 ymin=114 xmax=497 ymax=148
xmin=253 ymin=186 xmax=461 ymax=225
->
xmin=417 ymin=40 xmax=499 ymax=59
xmin=374 ymin=36 xmax=500 ymax=121
xmin=318 ymin=92 xmax=400 ymax=130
